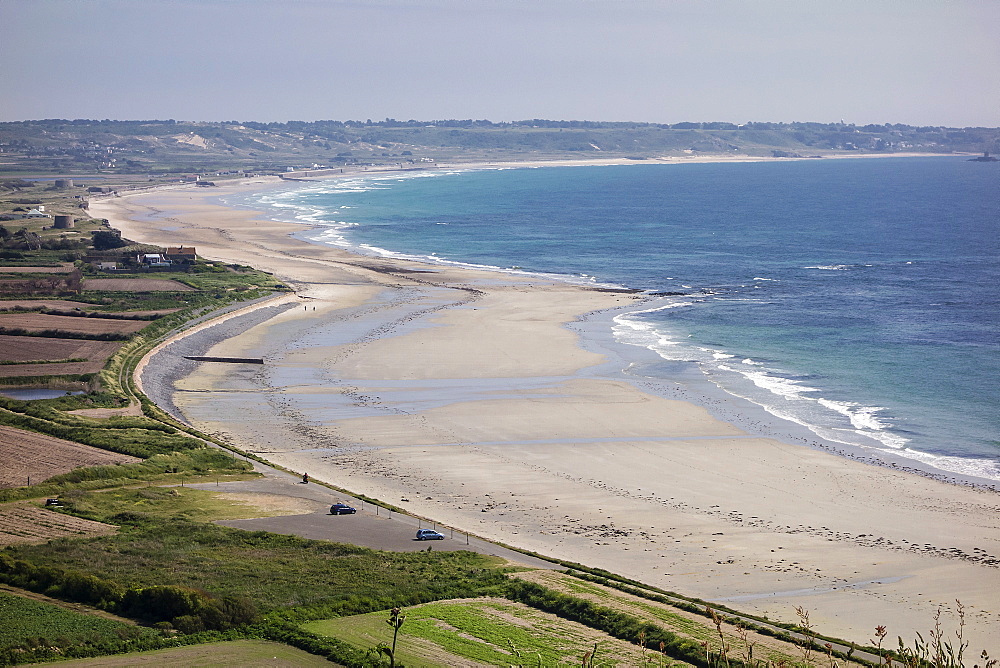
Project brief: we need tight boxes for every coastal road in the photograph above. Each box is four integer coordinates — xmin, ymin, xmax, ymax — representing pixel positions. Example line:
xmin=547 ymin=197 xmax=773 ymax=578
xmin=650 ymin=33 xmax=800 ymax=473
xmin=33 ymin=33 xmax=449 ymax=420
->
xmin=189 ymin=470 xmax=885 ymax=663
xmin=187 ymin=467 xmax=560 ymax=569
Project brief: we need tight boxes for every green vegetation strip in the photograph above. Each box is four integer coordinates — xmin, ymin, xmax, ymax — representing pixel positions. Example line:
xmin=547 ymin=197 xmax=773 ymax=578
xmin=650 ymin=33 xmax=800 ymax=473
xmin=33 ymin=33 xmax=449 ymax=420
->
xmin=0 ymin=450 xmax=253 ymax=503
xmin=0 ymin=327 xmax=131 ymax=340
xmin=0 ymin=373 xmax=95 ymax=387
xmin=0 ymin=358 xmax=87 ymax=365
xmin=564 ymin=572 xmax=879 ymax=666
xmin=539 ymin=573 xmax=799 ymax=665
xmin=0 ymin=400 xmax=204 ymax=458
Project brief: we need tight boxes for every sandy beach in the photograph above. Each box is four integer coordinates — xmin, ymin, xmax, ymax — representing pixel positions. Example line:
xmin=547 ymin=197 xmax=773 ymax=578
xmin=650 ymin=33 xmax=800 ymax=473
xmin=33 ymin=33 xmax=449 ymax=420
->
xmin=89 ymin=167 xmax=1000 ymax=652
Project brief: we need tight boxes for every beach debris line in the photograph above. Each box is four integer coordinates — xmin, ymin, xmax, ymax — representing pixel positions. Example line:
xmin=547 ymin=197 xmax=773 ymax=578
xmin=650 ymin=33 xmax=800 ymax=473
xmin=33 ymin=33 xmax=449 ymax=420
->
xmin=183 ymin=355 xmax=264 ymax=364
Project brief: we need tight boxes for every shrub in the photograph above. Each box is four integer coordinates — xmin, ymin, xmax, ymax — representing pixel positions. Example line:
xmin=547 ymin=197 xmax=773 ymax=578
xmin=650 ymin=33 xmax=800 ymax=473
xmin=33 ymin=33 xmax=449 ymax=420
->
xmin=118 ymin=585 xmax=259 ymax=632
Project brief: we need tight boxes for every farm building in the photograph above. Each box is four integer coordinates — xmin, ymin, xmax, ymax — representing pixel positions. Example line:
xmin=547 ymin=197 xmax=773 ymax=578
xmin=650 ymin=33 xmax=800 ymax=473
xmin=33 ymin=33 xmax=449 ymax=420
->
xmin=165 ymin=246 xmax=197 ymax=262
xmin=138 ymin=253 xmax=171 ymax=267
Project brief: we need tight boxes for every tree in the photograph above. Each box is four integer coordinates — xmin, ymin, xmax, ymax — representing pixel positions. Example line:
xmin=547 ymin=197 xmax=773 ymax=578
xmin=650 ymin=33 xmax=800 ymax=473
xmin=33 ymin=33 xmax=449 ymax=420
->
xmin=92 ymin=230 xmax=127 ymax=250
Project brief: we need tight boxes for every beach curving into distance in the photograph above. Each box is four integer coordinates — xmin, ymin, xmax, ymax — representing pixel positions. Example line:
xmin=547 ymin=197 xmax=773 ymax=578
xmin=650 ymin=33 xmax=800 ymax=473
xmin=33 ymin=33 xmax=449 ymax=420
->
xmin=89 ymin=170 xmax=1000 ymax=653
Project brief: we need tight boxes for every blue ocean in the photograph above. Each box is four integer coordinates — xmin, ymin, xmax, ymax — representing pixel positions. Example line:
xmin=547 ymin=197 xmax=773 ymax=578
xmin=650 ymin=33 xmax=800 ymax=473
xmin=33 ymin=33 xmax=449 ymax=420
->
xmin=226 ymin=157 xmax=1000 ymax=483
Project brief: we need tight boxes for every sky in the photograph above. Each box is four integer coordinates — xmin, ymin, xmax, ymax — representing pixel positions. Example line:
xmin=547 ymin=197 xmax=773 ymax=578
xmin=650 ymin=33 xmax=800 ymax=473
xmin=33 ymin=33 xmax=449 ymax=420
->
xmin=2 ymin=0 xmax=998 ymax=127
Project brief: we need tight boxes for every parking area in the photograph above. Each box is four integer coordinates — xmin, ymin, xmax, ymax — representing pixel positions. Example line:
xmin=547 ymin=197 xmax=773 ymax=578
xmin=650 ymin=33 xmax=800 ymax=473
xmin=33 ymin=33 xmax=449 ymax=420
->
xmin=188 ymin=468 xmax=558 ymax=569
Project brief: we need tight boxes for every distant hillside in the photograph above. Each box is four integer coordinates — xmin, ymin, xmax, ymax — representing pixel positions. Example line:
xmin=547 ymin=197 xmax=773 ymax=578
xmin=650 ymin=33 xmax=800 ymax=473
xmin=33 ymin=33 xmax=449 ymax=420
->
xmin=1 ymin=118 xmax=997 ymax=175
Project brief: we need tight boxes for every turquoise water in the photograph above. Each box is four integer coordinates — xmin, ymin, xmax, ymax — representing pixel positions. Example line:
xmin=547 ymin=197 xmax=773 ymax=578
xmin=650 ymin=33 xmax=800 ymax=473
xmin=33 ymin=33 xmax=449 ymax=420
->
xmin=227 ymin=157 xmax=1000 ymax=482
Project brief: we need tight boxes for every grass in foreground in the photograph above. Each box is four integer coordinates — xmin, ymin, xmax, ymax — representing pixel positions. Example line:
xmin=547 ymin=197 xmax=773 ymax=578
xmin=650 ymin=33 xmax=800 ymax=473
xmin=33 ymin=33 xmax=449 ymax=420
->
xmin=0 ymin=591 xmax=148 ymax=646
xmin=305 ymin=597 xmax=667 ymax=667
xmin=1 ymin=518 xmax=510 ymax=614
xmin=0 ymin=591 xmax=160 ymax=664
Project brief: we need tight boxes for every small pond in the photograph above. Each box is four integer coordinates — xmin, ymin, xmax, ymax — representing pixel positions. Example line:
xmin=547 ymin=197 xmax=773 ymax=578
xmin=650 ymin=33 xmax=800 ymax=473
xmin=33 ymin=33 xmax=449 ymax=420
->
xmin=0 ymin=389 xmax=85 ymax=400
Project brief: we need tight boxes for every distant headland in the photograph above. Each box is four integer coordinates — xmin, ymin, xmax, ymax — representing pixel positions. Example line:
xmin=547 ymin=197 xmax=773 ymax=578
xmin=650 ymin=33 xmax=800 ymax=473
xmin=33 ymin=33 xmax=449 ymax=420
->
xmin=1 ymin=118 xmax=997 ymax=176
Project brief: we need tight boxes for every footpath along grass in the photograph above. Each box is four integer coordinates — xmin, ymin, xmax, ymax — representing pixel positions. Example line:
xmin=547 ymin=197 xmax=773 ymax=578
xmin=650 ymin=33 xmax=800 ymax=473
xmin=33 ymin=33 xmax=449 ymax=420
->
xmin=305 ymin=598 xmax=661 ymax=667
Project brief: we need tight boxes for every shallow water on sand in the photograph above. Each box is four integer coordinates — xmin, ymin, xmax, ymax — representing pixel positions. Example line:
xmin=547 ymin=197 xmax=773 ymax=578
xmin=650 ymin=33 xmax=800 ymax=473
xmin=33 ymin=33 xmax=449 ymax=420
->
xmin=227 ymin=157 xmax=1000 ymax=483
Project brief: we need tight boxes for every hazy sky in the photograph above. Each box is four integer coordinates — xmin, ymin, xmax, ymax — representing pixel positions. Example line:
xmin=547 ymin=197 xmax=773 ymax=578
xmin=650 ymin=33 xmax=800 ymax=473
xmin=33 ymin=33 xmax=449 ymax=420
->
xmin=2 ymin=0 xmax=997 ymax=126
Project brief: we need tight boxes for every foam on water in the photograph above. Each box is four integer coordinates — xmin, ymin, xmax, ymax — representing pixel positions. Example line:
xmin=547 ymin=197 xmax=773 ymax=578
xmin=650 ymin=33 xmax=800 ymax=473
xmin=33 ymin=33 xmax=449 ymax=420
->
xmin=227 ymin=158 xmax=1000 ymax=484
xmin=613 ymin=304 xmax=915 ymax=454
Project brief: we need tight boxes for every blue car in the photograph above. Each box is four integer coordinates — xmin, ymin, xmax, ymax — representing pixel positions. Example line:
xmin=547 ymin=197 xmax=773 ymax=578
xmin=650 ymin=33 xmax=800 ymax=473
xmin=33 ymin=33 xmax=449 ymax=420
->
xmin=330 ymin=503 xmax=356 ymax=515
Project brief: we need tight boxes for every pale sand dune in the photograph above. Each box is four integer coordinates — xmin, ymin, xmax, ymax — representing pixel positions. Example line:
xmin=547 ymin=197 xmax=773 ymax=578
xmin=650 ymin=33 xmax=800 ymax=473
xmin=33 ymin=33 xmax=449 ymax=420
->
xmin=90 ymin=173 xmax=1000 ymax=652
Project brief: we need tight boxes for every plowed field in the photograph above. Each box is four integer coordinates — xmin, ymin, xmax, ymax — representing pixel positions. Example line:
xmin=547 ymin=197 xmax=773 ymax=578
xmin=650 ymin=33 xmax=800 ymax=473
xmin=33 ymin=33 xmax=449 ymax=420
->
xmin=0 ymin=313 xmax=148 ymax=335
xmin=0 ymin=335 xmax=121 ymax=363
xmin=0 ymin=425 xmax=140 ymax=488
xmin=82 ymin=278 xmax=194 ymax=292
xmin=0 ymin=361 xmax=108 ymax=376
xmin=0 ymin=502 xmax=118 ymax=546
xmin=0 ymin=300 xmax=106 ymax=311
xmin=0 ymin=265 xmax=76 ymax=274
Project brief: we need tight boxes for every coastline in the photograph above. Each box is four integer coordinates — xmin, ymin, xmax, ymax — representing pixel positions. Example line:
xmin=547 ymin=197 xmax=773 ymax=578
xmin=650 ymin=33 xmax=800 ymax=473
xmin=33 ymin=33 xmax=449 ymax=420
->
xmin=88 ymin=163 xmax=1000 ymax=652
xmin=282 ymin=150 xmax=964 ymax=178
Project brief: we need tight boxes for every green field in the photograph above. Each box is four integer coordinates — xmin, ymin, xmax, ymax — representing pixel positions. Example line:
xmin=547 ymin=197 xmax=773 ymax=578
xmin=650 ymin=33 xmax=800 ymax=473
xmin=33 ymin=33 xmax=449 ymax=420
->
xmin=305 ymin=598 xmax=665 ymax=667
xmin=0 ymin=591 xmax=160 ymax=662
xmin=55 ymin=485 xmax=303 ymax=524
xmin=25 ymin=639 xmax=337 ymax=667
xmin=0 ymin=591 xmax=146 ymax=645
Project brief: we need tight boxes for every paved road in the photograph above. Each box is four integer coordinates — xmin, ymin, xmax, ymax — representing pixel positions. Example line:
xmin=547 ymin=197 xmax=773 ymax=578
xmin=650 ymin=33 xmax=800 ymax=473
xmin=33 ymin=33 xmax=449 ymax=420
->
xmin=188 ymin=467 xmax=559 ymax=570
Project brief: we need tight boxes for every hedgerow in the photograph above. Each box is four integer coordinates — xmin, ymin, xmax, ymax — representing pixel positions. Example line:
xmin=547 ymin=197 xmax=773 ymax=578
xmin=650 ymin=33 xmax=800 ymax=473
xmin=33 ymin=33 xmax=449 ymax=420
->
xmin=258 ymin=621 xmax=392 ymax=668
xmin=506 ymin=578 xmax=728 ymax=668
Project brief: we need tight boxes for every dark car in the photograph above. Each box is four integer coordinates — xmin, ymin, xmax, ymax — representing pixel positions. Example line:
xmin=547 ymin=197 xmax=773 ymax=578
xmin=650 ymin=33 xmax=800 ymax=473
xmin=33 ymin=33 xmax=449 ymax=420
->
xmin=330 ymin=503 xmax=357 ymax=515
xmin=415 ymin=529 xmax=445 ymax=540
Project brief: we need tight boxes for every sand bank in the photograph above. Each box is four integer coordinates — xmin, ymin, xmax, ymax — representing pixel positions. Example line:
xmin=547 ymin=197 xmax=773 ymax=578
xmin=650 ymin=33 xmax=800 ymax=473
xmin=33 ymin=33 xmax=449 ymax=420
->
xmin=89 ymin=170 xmax=999 ymax=652
xmin=282 ymin=151 xmax=957 ymax=179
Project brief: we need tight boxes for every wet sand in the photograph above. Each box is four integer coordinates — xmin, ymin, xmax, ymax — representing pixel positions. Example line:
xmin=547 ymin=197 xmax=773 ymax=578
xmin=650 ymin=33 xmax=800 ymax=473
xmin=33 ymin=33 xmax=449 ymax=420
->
xmin=89 ymin=172 xmax=1000 ymax=652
